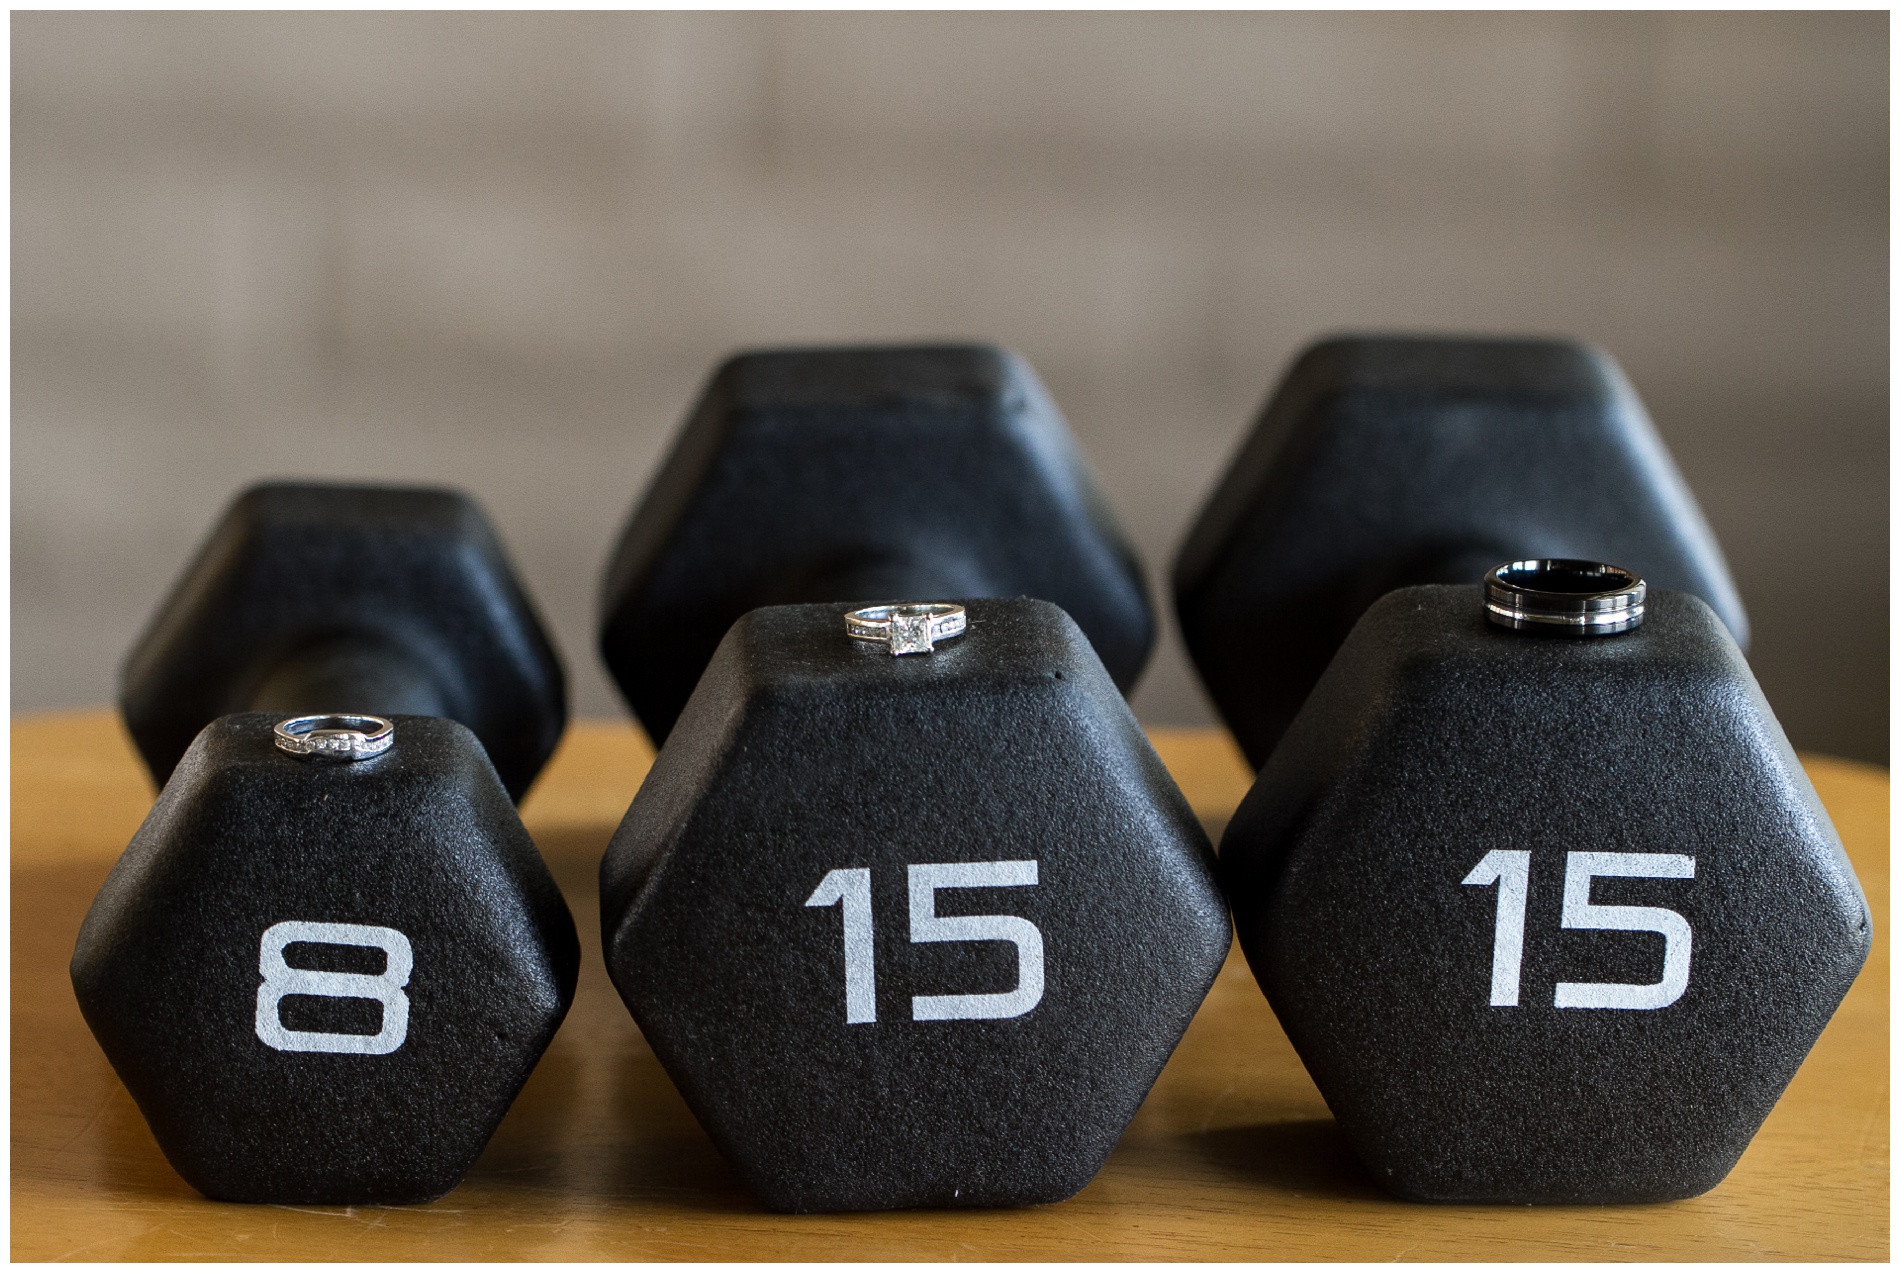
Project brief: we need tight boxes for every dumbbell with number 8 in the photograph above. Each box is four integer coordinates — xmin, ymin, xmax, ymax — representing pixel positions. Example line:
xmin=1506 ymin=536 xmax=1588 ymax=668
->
xmin=600 ymin=598 xmax=1231 ymax=1212
xmin=71 ymin=483 xmax=578 ymax=1204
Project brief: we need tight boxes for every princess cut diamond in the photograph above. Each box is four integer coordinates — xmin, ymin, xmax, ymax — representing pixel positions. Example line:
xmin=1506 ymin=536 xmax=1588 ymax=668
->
xmin=888 ymin=611 xmax=935 ymax=654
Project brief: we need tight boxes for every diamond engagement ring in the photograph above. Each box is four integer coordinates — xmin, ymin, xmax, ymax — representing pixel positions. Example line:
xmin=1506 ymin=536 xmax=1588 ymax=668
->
xmin=273 ymin=714 xmax=397 ymax=761
xmin=844 ymin=603 xmax=968 ymax=656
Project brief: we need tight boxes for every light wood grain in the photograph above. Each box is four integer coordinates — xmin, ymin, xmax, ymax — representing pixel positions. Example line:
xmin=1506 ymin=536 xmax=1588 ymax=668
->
xmin=12 ymin=713 xmax=1888 ymax=1260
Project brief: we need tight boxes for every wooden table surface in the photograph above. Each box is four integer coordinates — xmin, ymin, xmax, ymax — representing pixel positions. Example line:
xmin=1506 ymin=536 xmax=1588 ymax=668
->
xmin=12 ymin=712 xmax=1889 ymax=1261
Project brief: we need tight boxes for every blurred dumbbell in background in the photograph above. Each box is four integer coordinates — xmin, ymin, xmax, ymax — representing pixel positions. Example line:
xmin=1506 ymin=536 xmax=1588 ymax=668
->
xmin=1174 ymin=335 xmax=1747 ymax=768
xmin=120 ymin=482 xmax=567 ymax=801
xmin=597 ymin=343 xmax=1157 ymax=743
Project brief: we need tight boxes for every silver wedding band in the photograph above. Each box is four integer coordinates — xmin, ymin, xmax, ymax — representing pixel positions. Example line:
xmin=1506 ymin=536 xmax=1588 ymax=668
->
xmin=273 ymin=714 xmax=396 ymax=761
xmin=845 ymin=602 xmax=968 ymax=656
xmin=1483 ymin=560 xmax=1646 ymax=636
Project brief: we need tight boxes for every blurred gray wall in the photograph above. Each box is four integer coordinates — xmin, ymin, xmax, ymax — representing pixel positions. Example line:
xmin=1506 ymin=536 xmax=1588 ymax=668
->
xmin=13 ymin=11 xmax=1888 ymax=761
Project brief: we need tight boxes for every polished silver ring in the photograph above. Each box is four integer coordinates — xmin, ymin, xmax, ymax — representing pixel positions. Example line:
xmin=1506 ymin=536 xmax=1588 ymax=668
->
xmin=845 ymin=602 xmax=968 ymax=656
xmin=1483 ymin=560 xmax=1646 ymax=637
xmin=273 ymin=714 xmax=396 ymax=761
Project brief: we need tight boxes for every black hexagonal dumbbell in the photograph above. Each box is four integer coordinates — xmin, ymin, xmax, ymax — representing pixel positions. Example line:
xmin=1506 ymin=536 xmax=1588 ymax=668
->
xmin=1174 ymin=335 xmax=1749 ymax=769
xmin=1220 ymin=561 xmax=1869 ymax=1203
xmin=599 ymin=343 xmax=1155 ymax=745
xmin=71 ymin=482 xmax=579 ymax=1204
xmin=121 ymin=481 xmax=566 ymax=801
xmin=600 ymin=598 xmax=1231 ymax=1212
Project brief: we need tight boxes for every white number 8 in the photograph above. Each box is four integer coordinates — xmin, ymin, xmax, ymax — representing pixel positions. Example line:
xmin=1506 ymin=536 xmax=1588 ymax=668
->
xmin=255 ymin=920 xmax=413 ymax=1055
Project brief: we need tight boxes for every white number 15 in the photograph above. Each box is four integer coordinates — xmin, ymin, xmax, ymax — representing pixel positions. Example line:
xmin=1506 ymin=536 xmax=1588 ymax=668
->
xmin=804 ymin=860 xmax=1045 ymax=1026
xmin=1463 ymin=850 xmax=1694 ymax=1010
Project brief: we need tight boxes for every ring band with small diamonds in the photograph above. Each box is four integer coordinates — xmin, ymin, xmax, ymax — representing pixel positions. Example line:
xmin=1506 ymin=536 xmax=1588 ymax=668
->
xmin=845 ymin=603 xmax=968 ymax=655
xmin=273 ymin=714 xmax=396 ymax=761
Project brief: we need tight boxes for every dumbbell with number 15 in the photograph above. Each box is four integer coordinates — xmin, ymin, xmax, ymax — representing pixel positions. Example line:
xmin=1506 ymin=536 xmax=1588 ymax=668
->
xmin=600 ymin=598 xmax=1231 ymax=1212
xmin=1220 ymin=561 xmax=1869 ymax=1203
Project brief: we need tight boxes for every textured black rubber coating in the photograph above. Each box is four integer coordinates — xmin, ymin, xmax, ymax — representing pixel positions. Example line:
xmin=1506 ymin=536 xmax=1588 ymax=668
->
xmin=599 ymin=344 xmax=1155 ymax=745
xmin=121 ymin=482 xmax=567 ymax=801
xmin=71 ymin=714 xmax=579 ymax=1205
xmin=1220 ymin=586 xmax=1869 ymax=1204
xmin=1174 ymin=335 xmax=1748 ymax=769
xmin=600 ymin=598 xmax=1230 ymax=1212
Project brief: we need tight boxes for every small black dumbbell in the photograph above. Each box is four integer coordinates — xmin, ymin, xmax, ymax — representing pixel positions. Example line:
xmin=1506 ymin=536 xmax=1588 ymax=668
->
xmin=1219 ymin=561 xmax=1869 ymax=1203
xmin=1174 ymin=335 xmax=1748 ymax=769
xmin=121 ymin=482 xmax=566 ymax=801
xmin=72 ymin=482 xmax=579 ymax=1204
xmin=600 ymin=598 xmax=1231 ymax=1212
xmin=599 ymin=343 xmax=1155 ymax=744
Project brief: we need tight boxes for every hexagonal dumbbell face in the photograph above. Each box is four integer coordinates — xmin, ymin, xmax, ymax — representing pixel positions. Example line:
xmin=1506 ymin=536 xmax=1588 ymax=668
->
xmin=1174 ymin=336 xmax=1748 ymax=769
xmin=122 ymin=482 xmax=566 ymax=801
xmin=599 ymin=344 xmax=1155 ymax=745
xmin=600 ymin=599 xmax=1230 ymax=1212
xmin=71 ymin=716 xmax=579 ymax=1205
xmin=1219 ymin=583 xmax=1869 ymax=1204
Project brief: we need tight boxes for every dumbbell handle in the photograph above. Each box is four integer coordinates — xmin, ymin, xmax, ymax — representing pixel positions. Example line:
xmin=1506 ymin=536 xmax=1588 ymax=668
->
xmin=245 ymin=635 xmax=459 ymax=721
